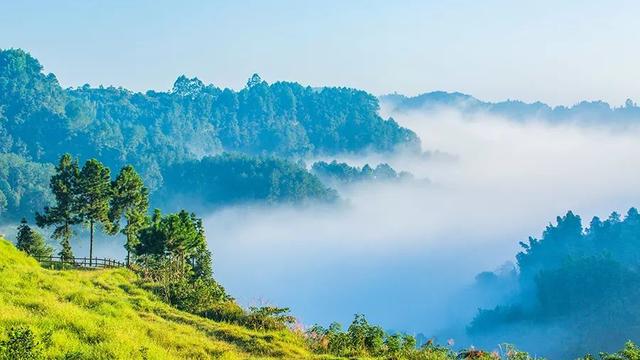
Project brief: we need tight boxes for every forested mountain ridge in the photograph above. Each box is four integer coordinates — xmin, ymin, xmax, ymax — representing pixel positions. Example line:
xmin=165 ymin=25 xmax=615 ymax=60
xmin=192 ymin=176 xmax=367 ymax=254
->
xmin=381 ymin=91 xmax=640 ymax=122
xmin=0 ymin=49 xmax=419 ymax=184
xmin=0 ymin=48 xmax=419 ymax=221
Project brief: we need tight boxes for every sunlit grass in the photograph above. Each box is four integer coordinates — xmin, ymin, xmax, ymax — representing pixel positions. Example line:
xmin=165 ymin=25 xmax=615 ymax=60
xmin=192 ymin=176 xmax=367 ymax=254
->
xmin=0 ymin=238 xmax=318 ymax=359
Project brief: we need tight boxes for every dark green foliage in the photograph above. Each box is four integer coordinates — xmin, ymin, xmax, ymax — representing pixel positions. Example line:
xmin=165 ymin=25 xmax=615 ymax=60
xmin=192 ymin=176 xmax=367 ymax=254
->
xmin=35 ymin=155 xmax=153 ymax=264
xmin=110 ymin=165 xmax=149 ymax=265
xmin=135 ymin=209 xmax=206 ymax=268
xmin=35 ymin=154 xmax=81 ymax=254
xmin=58 ymin=237 xmax=74 ymax=261
xmin=580 ymin=341 xmax=640 ymax=360
xmin=306 ymin=314 xmax=417 ymax=358
xmin=0 ymin=326 xmax=43 ymax=360
xmin=0 ymin=49 xmax=66 ymax=161
xmin=15 ymin=218 xmax=52 ymax=258
xmin=470 ymin=208 xmax=640 ymax=357
xmin=76 ymin=159 xmax=114 ymax=263
xmin=311 ymin=160 xmax=412 ymax=185
xmin=198 ymin=301 xmax=246 ymax=324
xmin=158 ymin=154 xmax=338 ymax=208
xmin=0 ymin=48 xmax=418 ymax=220
xmin=0 ymin=153 xmax=54 ymax=221
xmin=141 ymin=269 xmax=227 ymax=314
xmin=535 ymin=256 xmax=639 ymax=317
xmin=244 ymin=306 xmax=296 ymax=331
xmin=135 ymin=209 xmax=228 ymax=313
xmin=0 ymin=48 xmax=419 ymax=189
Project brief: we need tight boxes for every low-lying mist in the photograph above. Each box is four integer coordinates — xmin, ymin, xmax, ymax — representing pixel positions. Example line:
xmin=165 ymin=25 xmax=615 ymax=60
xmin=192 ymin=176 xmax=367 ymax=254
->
xmin=203 ymin=106 xmax=640 ymax=346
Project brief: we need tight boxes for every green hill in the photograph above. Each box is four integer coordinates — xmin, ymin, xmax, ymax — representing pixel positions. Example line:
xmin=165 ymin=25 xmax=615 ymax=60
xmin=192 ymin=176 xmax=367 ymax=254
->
xmin=0 ymin=237 xmax=321 ymax=359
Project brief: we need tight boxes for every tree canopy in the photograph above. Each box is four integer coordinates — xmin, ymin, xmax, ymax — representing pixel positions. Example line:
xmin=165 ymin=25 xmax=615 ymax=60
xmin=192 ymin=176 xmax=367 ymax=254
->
xmin=156 ymin=153 xmax=338 ymax=210
xmin=15 ymin=218 xmax=52 ymax=258
xmin=0 ymin=48 xmax=418 ymax=222
xmin=468 ymin=208 xmax=640 ymax=357
xmin=0 ymin=48 xmax=419 ymax=189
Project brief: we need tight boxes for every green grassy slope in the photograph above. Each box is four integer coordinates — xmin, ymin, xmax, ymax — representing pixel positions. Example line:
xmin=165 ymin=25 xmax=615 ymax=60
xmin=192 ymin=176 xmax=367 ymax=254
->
xmin=0 ymin=237 xmax=319 ymax=359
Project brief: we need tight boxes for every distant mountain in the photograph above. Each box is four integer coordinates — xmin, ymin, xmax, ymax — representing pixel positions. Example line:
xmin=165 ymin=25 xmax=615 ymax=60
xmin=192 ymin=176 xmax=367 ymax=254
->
xmin=381 ymin=91 xmax=640 ymax=123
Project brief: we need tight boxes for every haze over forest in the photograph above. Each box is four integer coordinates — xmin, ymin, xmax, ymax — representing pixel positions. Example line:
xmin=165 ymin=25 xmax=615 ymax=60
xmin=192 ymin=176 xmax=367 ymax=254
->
xmin=2 ymin=2 xmax=640 ymax=358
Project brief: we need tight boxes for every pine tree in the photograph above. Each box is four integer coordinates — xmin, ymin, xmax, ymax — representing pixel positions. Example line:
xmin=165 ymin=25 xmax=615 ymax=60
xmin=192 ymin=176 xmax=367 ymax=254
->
xmin=110 ymin=165 xmax=149 ymax=266
xmin=36 ymin=154 xmax=81 ymax=257
xmin=76 ymin=159 xmax=113 ymax=266
xmin=15 ymin=218 xmax=52 ymax=258
xmin=59 ymin=237 xmax=74 ymax=262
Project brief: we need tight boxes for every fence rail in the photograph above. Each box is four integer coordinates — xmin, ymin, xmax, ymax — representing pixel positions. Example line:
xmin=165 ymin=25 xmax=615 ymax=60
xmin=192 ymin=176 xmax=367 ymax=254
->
xmin=34 ymin=255 xmax=127 ymax=269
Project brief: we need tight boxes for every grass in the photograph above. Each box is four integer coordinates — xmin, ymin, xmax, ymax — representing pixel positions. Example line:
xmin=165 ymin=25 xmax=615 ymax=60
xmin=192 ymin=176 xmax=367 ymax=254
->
xmin=0 ymin=237 xmax=326 ymax=359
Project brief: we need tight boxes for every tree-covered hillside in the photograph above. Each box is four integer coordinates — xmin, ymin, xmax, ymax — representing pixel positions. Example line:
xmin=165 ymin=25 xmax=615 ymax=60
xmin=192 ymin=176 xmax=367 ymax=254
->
xmin=0 ymin=48 xmax=419 ymax=188
xmin=0 ymin=48 xmax=420 ymax=221
xmin=311 ymin=160 xmax=413 ymax=185
xmin=468 ymin=208 xmax=640 ymax=358
xmin=0 ymin=153 xmax=53 ymax=219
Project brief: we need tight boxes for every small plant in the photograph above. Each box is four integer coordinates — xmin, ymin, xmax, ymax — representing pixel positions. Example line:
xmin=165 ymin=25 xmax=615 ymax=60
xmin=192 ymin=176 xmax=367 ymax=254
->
xmin=0 ymin=326 xmax=43 ymax=360
xmin=244 ymin=306 xmax=296 ymax=331
xmin=498 ymin=344 xmax=542 ymax=360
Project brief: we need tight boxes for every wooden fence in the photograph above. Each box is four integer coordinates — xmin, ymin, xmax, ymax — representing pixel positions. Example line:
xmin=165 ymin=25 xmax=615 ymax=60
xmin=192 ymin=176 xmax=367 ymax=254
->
xmin=34 ymin=255 xmax=127 ymax=269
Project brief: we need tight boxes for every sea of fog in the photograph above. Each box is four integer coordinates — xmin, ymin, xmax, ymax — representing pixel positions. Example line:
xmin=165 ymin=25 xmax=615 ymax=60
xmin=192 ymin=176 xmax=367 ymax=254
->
xmin=202 ymin=107 xmax=640 ymax=342
xmin=53 ymin=106 xmax=640 ymax=344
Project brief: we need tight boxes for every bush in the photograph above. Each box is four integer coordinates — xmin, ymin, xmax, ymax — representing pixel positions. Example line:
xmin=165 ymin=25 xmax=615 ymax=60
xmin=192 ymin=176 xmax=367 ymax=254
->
xmin=0 ymin=326 xmax=43 ymax=360
xmin=198 ymin=301 xmax=246 ymax=324
xmin=306 ymin=314 xmax=418 ymax=358
xmin=243 ymin=306 xmax=296 ymax=331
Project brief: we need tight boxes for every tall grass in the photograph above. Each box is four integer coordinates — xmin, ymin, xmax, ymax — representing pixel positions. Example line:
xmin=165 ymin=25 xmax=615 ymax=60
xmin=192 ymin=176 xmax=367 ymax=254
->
xmin=0 ymin=238 xmax=317 ymax=359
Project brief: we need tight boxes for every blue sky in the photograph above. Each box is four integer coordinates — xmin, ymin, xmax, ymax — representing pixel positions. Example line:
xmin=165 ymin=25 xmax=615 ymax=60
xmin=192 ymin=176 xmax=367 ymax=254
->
xmin=1 ymin=0 xmax=638 ymax=105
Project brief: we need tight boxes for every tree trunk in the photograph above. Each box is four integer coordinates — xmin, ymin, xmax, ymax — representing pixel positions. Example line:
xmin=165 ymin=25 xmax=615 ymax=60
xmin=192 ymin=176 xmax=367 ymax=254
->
xmin=126 ymin=232 xmax=130 ymax=267
xmin=89 ymin=220 xmax=94 ymax=266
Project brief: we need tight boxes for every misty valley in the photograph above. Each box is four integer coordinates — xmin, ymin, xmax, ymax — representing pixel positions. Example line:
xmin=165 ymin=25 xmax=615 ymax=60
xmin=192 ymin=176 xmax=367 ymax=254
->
xmin=3 ymin=48 xmax=640 ymax=360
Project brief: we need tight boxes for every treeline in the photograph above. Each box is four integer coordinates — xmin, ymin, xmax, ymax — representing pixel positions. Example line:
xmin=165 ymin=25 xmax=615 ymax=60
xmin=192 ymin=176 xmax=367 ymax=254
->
xmin=0 ymin=48 xmax=418 ymax=221
xmin=0 ymin=153 xmax=53 ymax=219
xmin=382 ymin=91 xmax=640 ymax=123
xmin=27 ymin=153 xmax=221 ymax=300
xmin=156 ymin=153 xmax=337 ymax=210
xmin=0 ymin=153 xmax=339 ymax=223
xmin=311 ymin=160 xmax=413 ymax=185
xmin=0 ymin=49 xmax=419 ymax=190
xmin=33 ymin=154 xmax=148 ymax=264
xmin=468 ymin=208 xmax=640 ymax=357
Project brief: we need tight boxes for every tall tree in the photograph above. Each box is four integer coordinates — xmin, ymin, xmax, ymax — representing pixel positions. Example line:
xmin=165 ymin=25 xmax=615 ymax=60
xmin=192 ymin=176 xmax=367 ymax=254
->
xmin=15 ymin=218 xmax=52 ymax=258
xmin=76 ymin=159 xmax=113 ymax=265
xmin=36 ymin=154 xmax=81 ymax=257
xmin=110 ymin=165 xmax=149 ymax=266
xmin=135 ymin=209 xmax=208 ymax=276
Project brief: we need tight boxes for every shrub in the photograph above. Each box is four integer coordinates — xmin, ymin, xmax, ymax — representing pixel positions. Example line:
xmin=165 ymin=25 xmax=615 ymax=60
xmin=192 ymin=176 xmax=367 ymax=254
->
xmin=244 ymin=306 xmax=296 ymax=331
xmin=198 ymin=301 xmax=245 ymax=324
xmin=0 ymin=326 xmax=43 ymax=360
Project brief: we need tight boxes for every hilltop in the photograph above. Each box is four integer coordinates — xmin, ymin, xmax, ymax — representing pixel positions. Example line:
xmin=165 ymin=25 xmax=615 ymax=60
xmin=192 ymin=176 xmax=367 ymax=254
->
xmin=0 ymin=237 xmax=322 ymax=359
